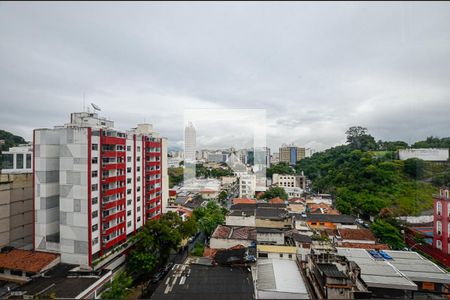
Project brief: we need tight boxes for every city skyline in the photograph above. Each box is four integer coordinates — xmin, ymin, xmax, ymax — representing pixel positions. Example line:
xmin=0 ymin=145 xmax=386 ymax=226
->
xmin=1 ymin=2 xmax=450 ymax=151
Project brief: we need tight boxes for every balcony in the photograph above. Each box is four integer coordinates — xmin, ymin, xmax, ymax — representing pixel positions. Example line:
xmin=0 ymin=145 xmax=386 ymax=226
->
xmin=103 ymin=210 xmax=126 ymax=223
xmin=102 ymin=151 xmax=126 ymax=158
xmin=103 ymin=232 xmax=127 ymax=249
xmin=101 ymin=136 xmax=126 ymax=145
xmin=102 ymin=187 xmax=125 ymax=197
xmin=102 ymin=175 xmax=126 ymax=184
xmin=145 ymin=141 xmax=160 ymax=148
xmin=102 ymin=198 xmax=126 ymax=210
xmin=102 ymin=163 xmax=126 ymax=170
xmin=103 ymin=222 xmax=126 ymax=236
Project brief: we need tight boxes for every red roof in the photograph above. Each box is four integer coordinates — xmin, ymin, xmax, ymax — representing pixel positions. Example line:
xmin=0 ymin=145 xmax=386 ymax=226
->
xmin=339 ymin=228 xmax=376 ymax=241
xmin=232 ymin=198 xmax=257 ymax=205
xmin=269 ymin=197 xmax=285 ymax=204
xmin=339 ymin=242 xmax=390 ymax=250
xmin=211 ymin=225 xmax=256 ymax=240
xmin=0 ymin=249 xmax=59 ymax=273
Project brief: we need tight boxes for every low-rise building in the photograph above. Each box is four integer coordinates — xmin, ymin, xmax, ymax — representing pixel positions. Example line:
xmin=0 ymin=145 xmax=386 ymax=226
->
xmin=210 ymin=225 xmax=256 ymax=250
xmin=307 ymin=214 xmax=357 ymax=230
xmin=272 ymin=173 xmax=306 ymax=190
xmin=332 ymin=228 xmax=377 ymax=246
xmin=399 ymin=148 xmax=449 ymax=161
xmin=1 ymin=145 xmax=32 ymax=174
xmin=255 ymin=207 xmax=292 ymax=229
xmin=239 ymin=174 xmax=256 ymax=198
xmin=256 ymin=228 xmax=285 ymax=245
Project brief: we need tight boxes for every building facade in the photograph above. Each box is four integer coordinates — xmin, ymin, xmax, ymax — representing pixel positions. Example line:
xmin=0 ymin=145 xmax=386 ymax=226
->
xmin=1 ymin=145 xmax=32 ymax=174
xmin=239 ymin=174 xmax=256 ymax=198
xmin=399 ymin=148 xmax=449 ymax=161
xmin=33 ymin=112 xmax=168 ymax=267
xmin=433 ymin=187 xmax=450 ymax=255
xmin=279 ymin=145 xmax=306 ymax=165
xmin=184 ymin=122 xmax=196 ymax=162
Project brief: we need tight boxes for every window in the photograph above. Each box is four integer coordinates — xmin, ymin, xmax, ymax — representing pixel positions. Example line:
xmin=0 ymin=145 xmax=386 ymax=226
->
xmin=137 ymin=176 xmax=141 ymax=182
xmin=437 ymin=240 xmax=442 ymax=250
xmin=127 ymin=189 xmax=131 ymax=195
xmin=92 ymin=157 xmax=98 ymax=164
xmin=127 ymin=146 xmax=131 ymax=152
xmin=279 ymin=253 xmax=283 ymax=258
xmin=127 ymin=221 xmax=132 ymax=227
xmin=437 ymin=221 xmax=442 ymax=235
xmin=127 ymin=210 xmax=131 ymax=216
xmin=137 ymin=156 xmax=141 ymax=162
xmin=127 ymin=167 xmax=131 ymax=173
xmin=311 ymin=222 xmax=317 ymax=225
xmin=137 ymin=166 xmax=140 ymax=172
xmin=92 ymin=210 xmax=98 ymax=218
xmin=127 ymin=156 xmax=132 ymax=162
xmin=92 ymin=143 xmax=98 ymax=151
xmin=127 ymin=178 xmax=132 ymax=184
xmin=1 ymin=154 xmax=13 ymax=169
xmin=437 ymin=201 xmax=442 ymax=216
xmin=137 ymin=206 xmax=141 ymax=212
xmin=137 ymin=186 xmax=141 ymax=192
xmin=92 ymin=237 xmax=99 ymax=246
xmin=92 ymin=170 xmax=98 ymax=178
xmin=92 ymin=184 xmax=98 ymax=192
xmin=26 ymin=154 xmax=31 ymax=169
xmin=137 ymin=216 xmax=141 ymax=222
xmin=92 ymin=197 xmax=98 ymax=205
xmin=258 ymin=253 xmax=268 ymax=258
xmin=319 ymin=222 xmax=325 ymax=226
xmin=288 ymin=254 xmax=292 ymax=259
xmin=16 ymin=154 xmax=24 ymax=169
xmin=137 ymin=146 xmax=141 ymax=152
xmin=137 ymin=196 xmax=141 ymax=202
xmin=127 ymin=199 xmax=132 ymax=205
xmin=92 ymin=224 xmax=98 ymax=232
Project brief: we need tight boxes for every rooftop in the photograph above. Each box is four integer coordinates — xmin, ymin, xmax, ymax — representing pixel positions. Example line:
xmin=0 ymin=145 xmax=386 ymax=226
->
xmin=307 ymin=213 xmax=355 ymax=224
xmin=317 ymin=263 xmax=347 ymax=279
xmin=151 ymin=262 xmax=253 ymax=300
xmin=257 ymin=245 xmax=297 ymax=254
xmin=232 ymin=198 xmax=257 ymax=205
xmin=339 ymin=243 xmax=390 ymax=250
xmin=255 ymin=207 xmax=289 ymax=220
xmin=0 ymin=249 xmax=59 ymax=273
xmin=211 ymin=225 xmax=257 ymax=240
xmin=338 ymin=228 xmax=376 ymax=241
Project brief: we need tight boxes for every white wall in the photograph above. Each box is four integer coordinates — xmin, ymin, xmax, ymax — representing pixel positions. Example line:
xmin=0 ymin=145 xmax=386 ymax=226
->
xmin=225 ymin=215 xmax=255 ymax=227
xmin=399 ymin=148 xmax=449 ymax=161
xmin=209 ymin=238 xmax=253 ymax=249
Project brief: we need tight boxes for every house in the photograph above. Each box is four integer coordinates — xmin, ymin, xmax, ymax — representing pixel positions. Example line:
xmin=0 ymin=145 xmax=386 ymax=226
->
xmin=333 ymin=228 xmax=376 ymax=245
xmin=306 ymin=252 xmax=370 ymax=299
xmin=232 ymin=198 xmax=257 ymax=205
xmin=268 ymin=197 xmax=285 ymax=204
xmin=256 ymin=228 xmax=285 ymax=245
xmin=226 ymin=203 xmax=291 ymax=228
xmin=306 ymin=214 xmax=357 ymax=229
xmin=255 ymin=207 xmax=292 ymax=229
xmin=209 ymin=225 xmax=256 ymax=250
xmin=287 ymin=198 xmax=306 ymax=214
xmin=0 ymin=249 xmax=60 ymax=282
xmin=225 ymin=209 xmax=256 ymax=227
xmin=256 ymin=245 xmax=297 ymax=260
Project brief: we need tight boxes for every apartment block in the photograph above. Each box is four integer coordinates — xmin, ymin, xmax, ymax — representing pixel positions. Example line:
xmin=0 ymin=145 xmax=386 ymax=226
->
xmin=33 ymin=112 xmax=168 ymax=268
xmin=433 ymin=187 xmax=450 ymax=255
xmin=279 ymin=145 xmax=305 ymax=165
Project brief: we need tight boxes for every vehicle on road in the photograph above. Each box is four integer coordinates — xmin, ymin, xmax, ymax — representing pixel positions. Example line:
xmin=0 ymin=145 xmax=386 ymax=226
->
xmin=151 ymin=270 xmax=165 ymax=283
xmin=164 ymin=262 xmax=174 ymax=273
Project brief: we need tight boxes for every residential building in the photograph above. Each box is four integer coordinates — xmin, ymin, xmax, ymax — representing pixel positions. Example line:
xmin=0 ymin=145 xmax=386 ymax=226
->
xmin=279 ymin=145 xmax=306 ymax=165
xmin=433 ymin=187 xmax=450 ymax=255
xmin=0 ymin=173 xmax=33 ymax=249
xmin=226 ymin=209 xmax=256 ymax=227
xmin=306 ymin=214 xmax=357 ymax=230
xmin=255 ymin=207 xmax=292 ymax=229
xmin=209 ymin=225 xmax=256 ymax=250
xmin=272 ymin=173 xmax=306 ymax=190
xmin=332 ymin=228 xmax=376 ymax=246
xmin=270 ymin=152 xmax=279 ymax=165
xmin=1 ymin=145 xmax=32 ymax=174
xmin=256 ymin=228 xmax=285 ymax=245
xmin=33 ymin=111 xmax=168 ymax=268
xmin=239 ymin=173 xmax=256 ymax=198
xmin=399 ymin=148 xmax=449 ymax=161
xmin=207 ymin=152 xmax=229 ymax=163
xmin=306 ymin=252 xmax=370 ymax=299
xmin=184 ymin=122 xmax=196 ymax=162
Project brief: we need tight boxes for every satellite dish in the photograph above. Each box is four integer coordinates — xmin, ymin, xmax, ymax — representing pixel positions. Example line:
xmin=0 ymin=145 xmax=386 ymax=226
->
xmin=91 ymin=103 xmax=101 ymax=111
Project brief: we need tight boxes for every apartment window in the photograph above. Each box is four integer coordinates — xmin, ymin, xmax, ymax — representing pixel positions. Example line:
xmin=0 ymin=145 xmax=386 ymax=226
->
xmin=127 ymin=221 xmax=132 ymax=227
xmin=92 ymin=157 xmax=98 ymax=164
xmin=92 ymin=170 xmax=98 ymax=178
xmin=26 ymin=154 xmax=31 ymax=169
xmin=92 ymin=237 xmax=99 ymax=246
xmin=127 ymin=167 xmax=132 ymax=173
xmin=258 ymin=253 xmax=268 ymax=258
xmin=127 ymin=156 xmax=132 ymax=162
xmin=92 ymin=184 xmax=98 ymax=192
xmin=137 ymin=196 xmax=141 ymax=202
xmin=92 ymin=224 xmax=98 ymax=232
xmin=137 ymin=146 xmax=141 ymax=152
xmin=311 ymin=222 xmax=317 ymax=225
xmin=92 ymin=143 xmax=98 ymax=151
xmin=437 ymin=221 xmax=442 ymax=235
xmin=279 ymin=254 xmax=283 ymax=258
xmin=127 ymin=146 xmax=131 ymax=152
xmin=288 ymin=254 xmax=292 ymax=259
xmin=137 ymin=216 xmax=141 ymax=222
xmin=92 ymin=197 xmax=98 ymax=205
xmin=437 ymin=240 xmax=442 ymax=250
xmin=137 ymin=206 xmax=141 ymax=212
xmin=137 ymin=166 xmax=140 ymax=172
xmin=137 ymin=176 xmax=141 ymax=182
xmin=127 ymin=178 xmax=132 ymax=184
xmin=92 ymin=210 xmax=98 ymax=218
xmin=127 ymin=210 xmax=131 ymax=216
xmin=437 ymin=201 xmax=442 ymax=216
xmin=16 ymin=154 xmax=24 ymax=169
xmin=137 ymin=156 xmax=141 ymax=162
xmin=127 ymin=199 xmax=132 ymax=206
xmin=137 ymin=186 xmax=141 ymax=192
xmin=127 ymin=189 xmax=131 ymax=195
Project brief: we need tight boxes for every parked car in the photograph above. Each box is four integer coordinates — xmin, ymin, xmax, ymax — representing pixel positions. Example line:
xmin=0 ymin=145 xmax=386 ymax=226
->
xmin=151 ymin=270 xmax=165 ymax=283
xmin=164 ymin=262 xmax=174 ymax=273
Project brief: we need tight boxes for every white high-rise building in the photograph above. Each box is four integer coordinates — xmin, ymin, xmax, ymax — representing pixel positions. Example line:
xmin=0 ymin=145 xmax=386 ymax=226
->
xmin=33 ymin=111 xmax=168 ymax=268
xmin=184 ymin=122 xmax=196 ymax=163
xmin=239 ymin=174 xmax=256 ymax=198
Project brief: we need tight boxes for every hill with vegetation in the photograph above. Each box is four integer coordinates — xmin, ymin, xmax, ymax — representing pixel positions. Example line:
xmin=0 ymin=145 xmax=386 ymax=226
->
xmin=0 ymin=130 xmax=26 ymax=151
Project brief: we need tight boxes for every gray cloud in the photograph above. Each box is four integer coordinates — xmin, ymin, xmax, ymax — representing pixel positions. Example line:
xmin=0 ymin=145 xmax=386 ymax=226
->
xmin=1 ymin=2 xmax=449 ymax=152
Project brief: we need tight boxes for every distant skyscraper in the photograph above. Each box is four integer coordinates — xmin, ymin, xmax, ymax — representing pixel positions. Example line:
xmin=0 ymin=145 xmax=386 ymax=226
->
xmin=184 ymin=122 xmax=196 ymax=163
xmin=279 ymin=145 xmax=305 ymax=165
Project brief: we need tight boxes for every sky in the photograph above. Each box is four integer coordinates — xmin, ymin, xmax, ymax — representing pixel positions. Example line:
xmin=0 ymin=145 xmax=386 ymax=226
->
xmin=1 ymin=2 xmax=449 ymax=152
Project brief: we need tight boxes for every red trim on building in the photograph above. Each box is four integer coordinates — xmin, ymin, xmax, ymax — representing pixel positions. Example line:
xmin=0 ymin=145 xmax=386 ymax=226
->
xmin=99 ymin=129 xmax=103 ymax=257
xmin=87 ymin=127 xmax=92 ymax=267
xmin=133 ymin=134 xmax=137 ymax=234
xmin=142 ymin=136 xmax=145 ymax=224
xmin=32 ymin=129 xmax=35 ymax=250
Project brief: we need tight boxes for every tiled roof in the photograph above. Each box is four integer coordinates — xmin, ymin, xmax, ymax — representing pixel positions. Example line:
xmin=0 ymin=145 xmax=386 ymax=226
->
xmin=306 ymin=213 xmax=355 ymax=224
xmin=256 ymin=207 xmax=290 ymax=220
xmin=211 ymin=225 xmax=256 ymax=240
xmin=0 ymin=249 xmax=59 ymax=273
xmin=268 ymin=197 xmax=285 ymax=204
xmin=338 ymin=228 xmax=376 ymax=241
xmin=338 ymin=243 xmax=390 ymax=250
xmin=232 ymin=198 xmax=257 ymax=204
xmin=211 ymin=225 xmax=232 ymax=239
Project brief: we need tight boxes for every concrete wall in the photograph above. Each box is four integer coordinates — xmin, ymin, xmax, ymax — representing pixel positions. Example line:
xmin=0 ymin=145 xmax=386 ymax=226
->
xmin=399 ymin=148 xmax=449 ymax=161
xmin=209 ymin=238 xmax=253 ymax=249
xmin=257 ymin=232 xmax=284 ymax=245
xmin=256 ymin=218 xmax=291 ymax=229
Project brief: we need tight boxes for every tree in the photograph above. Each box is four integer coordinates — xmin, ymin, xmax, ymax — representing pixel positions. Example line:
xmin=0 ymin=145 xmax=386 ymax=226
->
xmin=345 ymin=126 xmax=377 ymax=151
xmin=403 ymin=158 xmax=426 ymax=179
xmin=261 ymin=186 xmax=288 ymax=201
xmin=218 ymin=190 xmax=228 ymax=204
xmin=266 ymin=162 xmax=295 ymax=178
xmin=193 ymin=201 xmax=226 ymax=237
xmin=371 ymin=219 xmax=405 ymax=250
xmin=101 ymin=272 xmax=133 ymax=299
xmin=168 ymin=167 xmax=184 ymax=188
xmin=180 ymin=217 xmax=198 ymax=238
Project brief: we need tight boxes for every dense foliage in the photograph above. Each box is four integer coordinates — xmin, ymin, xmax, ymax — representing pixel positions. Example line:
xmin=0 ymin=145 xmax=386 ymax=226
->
xmin=266 ymin=162 xmax=295 ymax=178
xmin=101 ymin=272 xmax=133 ymax=299
xmin=168 ymin=167 xmax=183 ymax=188
xmin=196 ymin=164 xmax=234 ymax=178
xmin=412 ymin=136 xmax=450 ymax=149
xmin=261 ymin=186 xmax=288 ymax=201
xmin=370 ymin=219 xmax=406 ymax=250
xmin=296 ymin=128 xmax=438 ymax=218
xmin=0 ymin=130 xmax=26 ymax=151
xmin=193 ymin=201 xmax=227 ymax=237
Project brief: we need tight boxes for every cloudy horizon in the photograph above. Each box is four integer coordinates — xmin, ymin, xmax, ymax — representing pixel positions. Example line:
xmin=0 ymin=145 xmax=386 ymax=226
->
xmin=1 ymin=2 xmax=449 ymax=152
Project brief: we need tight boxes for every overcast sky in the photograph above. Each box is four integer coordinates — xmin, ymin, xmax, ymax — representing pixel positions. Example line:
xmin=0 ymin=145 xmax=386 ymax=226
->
xmin=1 ymin=2 xmax=449 ymax=151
